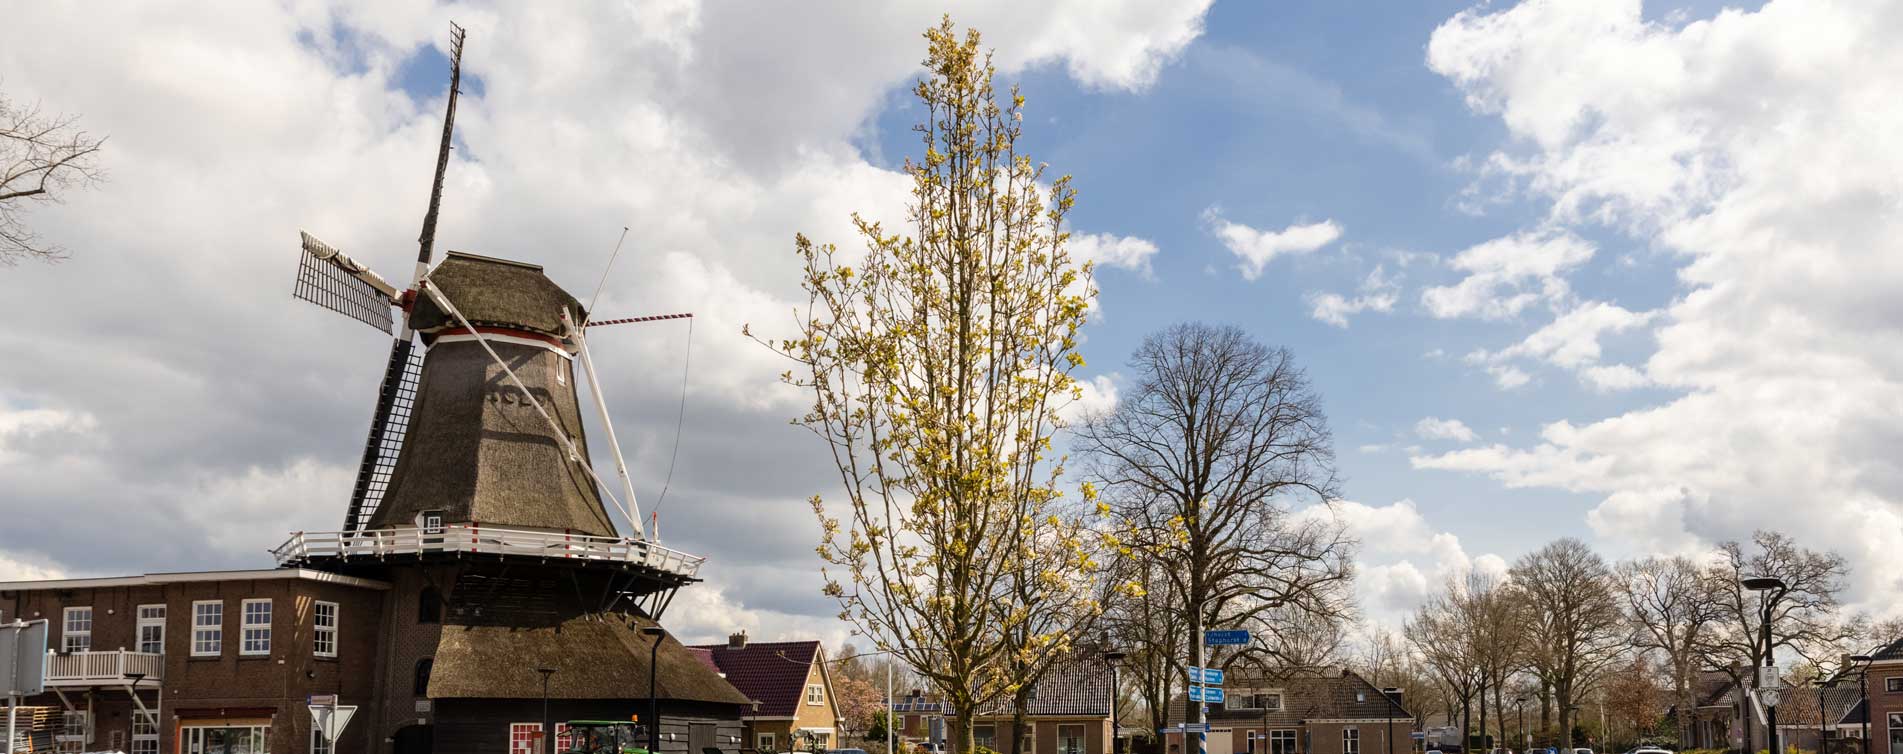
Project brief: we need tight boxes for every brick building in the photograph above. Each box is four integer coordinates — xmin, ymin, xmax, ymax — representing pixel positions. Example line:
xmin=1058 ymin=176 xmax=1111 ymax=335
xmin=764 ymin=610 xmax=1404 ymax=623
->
xmin=688 ymin=634 xmax=843 ymax=752
xmin=903 ymin=661 xmax=1114 ymax=754
xmin=1161 ymin=668 xmax=1412 ymax=754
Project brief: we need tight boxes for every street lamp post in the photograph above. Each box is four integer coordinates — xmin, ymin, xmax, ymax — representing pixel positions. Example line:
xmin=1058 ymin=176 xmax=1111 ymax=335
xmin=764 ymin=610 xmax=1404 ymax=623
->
xmin=1813 ymin=680 xmax=1828 ymax=754
xmin=1381 ymin=688 xmax=1403 ymax=754
xmin=1743 ymin=576 xmax=1790 ymax=754
xmin=1105 ymin=650 xmax=1126 ymax=754
xmin=537 ymin=667 xmax=558 ymax=754
xmin=1849 ymin=652 xmax=1876 ymax=750
xmin=643 ymin=626 xmax=667 ymax=754
xmin=1514 ymin=698 xmax=1526 ymax=753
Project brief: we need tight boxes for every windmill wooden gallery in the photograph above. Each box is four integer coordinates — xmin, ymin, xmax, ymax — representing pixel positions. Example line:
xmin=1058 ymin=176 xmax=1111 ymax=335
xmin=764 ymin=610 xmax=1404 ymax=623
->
xmin=0 ymin=25 xmax=751 ymax=754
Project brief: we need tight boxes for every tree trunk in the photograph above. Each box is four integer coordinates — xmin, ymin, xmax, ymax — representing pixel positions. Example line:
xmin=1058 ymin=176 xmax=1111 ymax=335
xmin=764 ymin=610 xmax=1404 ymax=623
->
xmin=961 ymin=714 xmax=977 ymax=754
xmin=1540 ymin=683 xmax=1553 ymax=739
xmin=1480 ymin=680 xmax=1491 ymax=752
xmin=1493 ymin=684 xmax=1507 ymax=754
xmin=1010 ymin=691 xmax=1030 ymax=754
xmin=1462 ymin=696 xmax=1473 ymax=754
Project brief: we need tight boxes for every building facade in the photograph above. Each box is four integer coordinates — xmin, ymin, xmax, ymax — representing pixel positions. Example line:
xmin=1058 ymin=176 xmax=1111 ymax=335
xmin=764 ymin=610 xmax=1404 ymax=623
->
xmin=689 ymin=634 xmax=843 ymax=752
xmin=940 ymin=661 xmax=1116 ymax=754
xmin=1161 ymin=669 xmax=1412 ymax=754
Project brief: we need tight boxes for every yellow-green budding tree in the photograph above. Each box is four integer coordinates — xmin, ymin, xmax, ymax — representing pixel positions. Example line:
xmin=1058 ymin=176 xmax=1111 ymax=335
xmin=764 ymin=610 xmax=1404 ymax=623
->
xmin=754 ymin=18 xmax=1099 ymax=754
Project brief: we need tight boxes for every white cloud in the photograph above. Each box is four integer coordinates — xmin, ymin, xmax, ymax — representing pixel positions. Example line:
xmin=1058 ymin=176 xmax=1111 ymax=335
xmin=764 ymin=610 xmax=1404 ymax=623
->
xmin=1484 ymin=363 xmax=1531 ymax=390
xmin=1060 ymin=374 xmax=1121 ymax=424
xmin=1469 ymin=300 xmax=1657 ymax=391
xmin=1420 ymin=230 xmax=1594 ymax=320
xmin=1202 ymin=208 xmax=1343 ymax=280
xmin=1070 ymin=233 xmax=1160 ymax=277
xmin=0 ymin=552 xmax=64 ymax=582
xmin=1307 ymin=265 xmax=1399 ymax=327
xmin=1299 ymin=499 xmax=1508 ymax=628
xmin=0 ymin=1 xmax=1213 ymax=623
xmin=1414 ymin=416 xmax=1478 ymax=443
xmin=1423 ymin=0 xmax=1903 ymax=616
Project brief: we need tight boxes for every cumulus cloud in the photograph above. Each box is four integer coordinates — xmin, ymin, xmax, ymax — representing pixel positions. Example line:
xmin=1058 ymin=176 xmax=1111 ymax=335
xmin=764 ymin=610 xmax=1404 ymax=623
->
xmin=1202 ymin=208 xmax=1343 ymax=280
xmin=0 ymin=0 xmax=1213 ymax=632
xmin=1307 ymin=265 xmax=1399 ymax=327
xmin=1298 ymin=499 xmax=1508 ymax=627
xmin=1070 ymin=233 xmax=1161 ymax=277
xmin=1414 ymin=417 xmax=1478 ymax=443
xmin=1420 ymin=230 xmax=1594 ymax=320
xmin=1468 ymin=301 xmax=1657 ymax=391
xmin=1420 ymin=0 xmax=1903 ymax=619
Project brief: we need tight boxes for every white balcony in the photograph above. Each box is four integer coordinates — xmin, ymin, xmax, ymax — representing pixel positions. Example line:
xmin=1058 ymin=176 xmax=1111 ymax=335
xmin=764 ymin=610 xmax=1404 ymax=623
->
xmin=270 ymin=523 xmax=706 ymax=579
xmin=43 ymin=649 xmax=164 ymax=687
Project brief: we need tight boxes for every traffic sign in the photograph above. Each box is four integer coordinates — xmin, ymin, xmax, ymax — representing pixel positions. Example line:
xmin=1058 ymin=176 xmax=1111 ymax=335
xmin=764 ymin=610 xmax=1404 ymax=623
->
xmin=1411 ymin=733 xmax=1426 ymax=740
xmin=1184 ymin=724 xmax=1210 ymax=733
xmin=1162 ymin=726 xmax=1186 ymax=734
xmin=1201 ymin=668 xmax=1225 ymax=685
xmin=1187 ymin=686 xmax=1227 ymax=704
xmin=2 ymin=620 xmax=48 ymax=697
xmin=1204 ymin=629 xmax=1250 ymax=646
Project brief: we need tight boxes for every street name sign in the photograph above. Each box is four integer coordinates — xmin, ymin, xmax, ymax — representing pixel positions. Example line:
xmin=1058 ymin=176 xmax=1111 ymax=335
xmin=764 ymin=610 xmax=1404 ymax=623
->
xmin=1187 ymin=686 xmax=1226 ymax=704
xmin=1204 ymin=630 xmax=1249 ymax=646
xmin=1184 ymin=724 xmax=1210 ymax=733
xmin=1187 ymin=666 xmax=1225 ymax=685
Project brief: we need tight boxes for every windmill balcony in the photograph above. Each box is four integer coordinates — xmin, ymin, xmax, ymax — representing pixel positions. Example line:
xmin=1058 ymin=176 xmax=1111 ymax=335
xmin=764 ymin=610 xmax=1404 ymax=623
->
xmin=270 ymin=523 xmax=705 ymax=578
xmin=43 ymin=648 xmax=165 ymax=687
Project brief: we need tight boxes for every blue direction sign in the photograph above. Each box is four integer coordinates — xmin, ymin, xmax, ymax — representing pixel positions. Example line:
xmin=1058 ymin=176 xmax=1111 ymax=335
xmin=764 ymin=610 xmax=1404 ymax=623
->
xmin=1187 ymin=686 xmax=1227 ymax=703
xmin=1188 ymin=666 xmax=1225 ymax=684
xmin=1204 ymin=629 xmax=1250 ymax=646
xmin=1184 ymin=724 xmax=1210 ymax=733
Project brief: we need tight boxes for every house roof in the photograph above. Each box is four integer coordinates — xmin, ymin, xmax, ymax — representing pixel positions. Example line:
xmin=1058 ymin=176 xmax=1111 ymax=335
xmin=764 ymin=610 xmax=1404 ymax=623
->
xmin=1873 ymin=636 xmax=1903 ymax=662
xmin=1769 ymin=684 xmax=1863 ymax=728
xmin=689 ymin=640 xmax=824 ymax=717
xmin=429 ymin=611 xmax=750 ymax=706
xmin=1166 ymin=668 xmax=1412 ymax=726
xmin=961 ymin=661 xmax=1115 ymax=718
xmin=0 ymin=568 xmax=389 ymax=592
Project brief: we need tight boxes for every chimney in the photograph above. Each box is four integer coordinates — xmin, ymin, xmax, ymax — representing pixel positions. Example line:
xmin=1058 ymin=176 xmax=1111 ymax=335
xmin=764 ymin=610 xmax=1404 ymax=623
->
xmin=729 ymin=630 xmax=748 ymax=649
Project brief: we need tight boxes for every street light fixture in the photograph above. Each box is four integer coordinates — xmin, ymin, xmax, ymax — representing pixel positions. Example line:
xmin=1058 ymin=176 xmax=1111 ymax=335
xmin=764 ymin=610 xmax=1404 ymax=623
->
xmin=1744 ymin=576 xmax=1789 ymax=754
xmin=1104 ymin=650 xmax=1126 ymax=754
xmin=536 ymin=667 xmax=559 ymax=754
xmin=1849 ymin=653 xmax=1876 ymax=746
xmin=1514 ymin=697 xmax=1526 ymax=752
xmin=643 ymin=626 xmax=667 ymax=754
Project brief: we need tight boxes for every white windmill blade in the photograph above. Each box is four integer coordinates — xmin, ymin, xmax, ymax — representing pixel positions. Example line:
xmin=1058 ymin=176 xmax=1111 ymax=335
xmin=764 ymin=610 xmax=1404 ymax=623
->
xmin=293 ymin=231 xmax=401 ymax=333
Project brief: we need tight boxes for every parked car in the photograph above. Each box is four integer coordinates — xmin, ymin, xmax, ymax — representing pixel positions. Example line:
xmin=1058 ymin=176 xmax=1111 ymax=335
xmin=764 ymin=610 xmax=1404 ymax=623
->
xmin=1624 ymin=747 xmax=1670 ymax=754
xmin=1573 ymin=748 xmax=1595 ymax=754
xmin=827 ymin=749 xmax=871 ymax=754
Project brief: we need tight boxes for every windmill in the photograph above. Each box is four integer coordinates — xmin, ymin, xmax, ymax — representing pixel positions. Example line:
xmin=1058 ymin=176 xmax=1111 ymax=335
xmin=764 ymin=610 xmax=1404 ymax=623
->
xmin=294 ymin=22 xmax=467 ymax=536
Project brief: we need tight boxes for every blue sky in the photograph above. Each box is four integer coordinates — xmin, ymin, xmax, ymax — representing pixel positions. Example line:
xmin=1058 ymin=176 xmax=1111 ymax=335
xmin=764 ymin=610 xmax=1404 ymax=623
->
xmin=3 ymin=0 xmax=1897 ymax=643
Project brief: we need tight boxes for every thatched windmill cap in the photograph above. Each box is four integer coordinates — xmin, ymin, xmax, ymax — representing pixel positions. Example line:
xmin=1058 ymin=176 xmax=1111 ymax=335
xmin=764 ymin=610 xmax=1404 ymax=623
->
xmin=411 ymin=251 xmax=586 ymax=338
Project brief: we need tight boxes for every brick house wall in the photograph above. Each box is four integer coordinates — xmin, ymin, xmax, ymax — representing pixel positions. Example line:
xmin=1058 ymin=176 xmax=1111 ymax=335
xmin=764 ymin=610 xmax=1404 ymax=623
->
xmin=1871 ymin=661 xmax=1903 ymax=754
xmin=0 ymin=570 xmax=387 ymax=754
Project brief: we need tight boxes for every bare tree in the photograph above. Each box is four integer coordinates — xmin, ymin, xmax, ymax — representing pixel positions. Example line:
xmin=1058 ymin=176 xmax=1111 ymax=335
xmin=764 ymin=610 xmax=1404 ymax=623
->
xmin=1 ymin=91 xmax=104 ymax=264
xmin=1616 ymin=556 xmax=1721 ymax=747
xmin=1702 ymin=531 xmax=1860 ymax=751
xmin=1080 ymin=323 xmax=1354 ymax=743
xmin=1108 ymin=557 xmax=1187 ymax=734
xmin=1357 ymin=627 xmax=1442 ymax=729
xmin=1408 ymin=572 xmax=1501 ymax=750
xmin=1475 ymin=580 xmax=1524 ymax=753
xmin=1512 ymin=539 xmax=1628 ymax=750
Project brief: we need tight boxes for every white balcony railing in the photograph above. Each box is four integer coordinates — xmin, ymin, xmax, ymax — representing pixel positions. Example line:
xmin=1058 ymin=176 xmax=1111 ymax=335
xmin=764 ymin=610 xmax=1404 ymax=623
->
xmin=43 ymin=649 xmax=164 ymax=686
xmin=270 ymin=523 xmax=705 ymax=579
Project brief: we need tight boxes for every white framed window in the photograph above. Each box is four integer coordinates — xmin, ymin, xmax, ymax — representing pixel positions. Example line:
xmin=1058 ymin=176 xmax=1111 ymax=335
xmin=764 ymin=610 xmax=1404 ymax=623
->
xmin=137 ymin=604 xmax=166 ymax=654
xmin=61 ymin=607 xmax=92 ymax=653
xmin=109 ymin=730 xmax=125 ymax=751
xmin=311 ymin=723 xmax=334 ymax=754
xmin=1229 ymin=689 xmax=1283 ymax=711
xmin=807 ymin=683 xmax=825 ymax=705
xmin=1270 ymin=730 xmax=1297 ymax=754
xmin=1887 ymin=677 xmax=1903 ymax=693
xmin=191 ymin=600 xmax=223 ymax=656
xmin=975 ymin=726 xmax=996 ymax=751
xmin=422 ymin=511 xmax=445 ymax=534
xmin=554 ymin=723 xmax=573 ymax=751
xmin=1344 ymin=728 xmax=1360 ymax=754
xmin=759 ymin=733 xmax=778 ymax=751
xmin=56 ymin=710 xmax=90 ymax=753
xmin=240 ymin=598 xmax=272 ymax=655
xmin=183 ymin=724 xmax=268 ymax=754
xmin=132 ymin=715 xmax=158 ymax=754
xmin=510 ymin=722 xmax=542 ymax=753
xmin=314 ymin=600 xmax=339 ymax=658
xmin=1059 ymin=724 xmax=1085 ymax=754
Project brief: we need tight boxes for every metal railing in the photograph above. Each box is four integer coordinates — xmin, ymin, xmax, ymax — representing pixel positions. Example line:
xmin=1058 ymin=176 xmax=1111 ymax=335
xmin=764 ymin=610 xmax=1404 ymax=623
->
xmin=270 ymin=523 xmax=705 ymax=578
xmin=43 ymin=649 xmax=164 ymax=685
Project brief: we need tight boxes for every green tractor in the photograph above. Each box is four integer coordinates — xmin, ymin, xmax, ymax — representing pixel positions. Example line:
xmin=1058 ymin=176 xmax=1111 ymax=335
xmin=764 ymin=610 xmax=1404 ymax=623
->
xmin=561 ymin=720 xmax=651 ymax=754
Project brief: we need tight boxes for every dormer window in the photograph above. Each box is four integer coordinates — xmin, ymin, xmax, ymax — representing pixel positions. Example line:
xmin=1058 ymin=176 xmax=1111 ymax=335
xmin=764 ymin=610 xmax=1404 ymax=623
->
xmin=1229 ymin=690 xmax=1283 ymax=711
xmin=420 ymin=511 xmax=445 ymax=534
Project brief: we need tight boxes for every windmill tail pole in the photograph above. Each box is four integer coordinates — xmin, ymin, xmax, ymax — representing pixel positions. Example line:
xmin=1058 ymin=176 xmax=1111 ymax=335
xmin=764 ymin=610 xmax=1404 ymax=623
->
xmin=414 ymin=22 xmax=466 ymax=272
xmin=573 ymin=324 xmax=645 ymax=540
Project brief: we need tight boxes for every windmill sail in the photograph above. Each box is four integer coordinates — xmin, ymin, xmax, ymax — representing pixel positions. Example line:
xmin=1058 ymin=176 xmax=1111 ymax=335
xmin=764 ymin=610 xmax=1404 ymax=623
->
xmin=294 ymin=232 xmax=397 ymax=333
xmin=342 ymin=336 xmax=424 ymax=532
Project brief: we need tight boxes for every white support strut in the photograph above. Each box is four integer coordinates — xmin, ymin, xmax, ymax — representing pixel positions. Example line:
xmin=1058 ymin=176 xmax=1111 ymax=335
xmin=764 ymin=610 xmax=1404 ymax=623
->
xmin=417 ymin=279 xmax=639 ymax=536
xmin=571 ymin=316 xmax=647 ymax=541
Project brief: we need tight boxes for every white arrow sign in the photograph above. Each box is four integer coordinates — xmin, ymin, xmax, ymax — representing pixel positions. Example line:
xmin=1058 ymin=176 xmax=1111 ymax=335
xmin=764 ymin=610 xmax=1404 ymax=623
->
xmin=309 ymin=704 xmax=358 ymax=743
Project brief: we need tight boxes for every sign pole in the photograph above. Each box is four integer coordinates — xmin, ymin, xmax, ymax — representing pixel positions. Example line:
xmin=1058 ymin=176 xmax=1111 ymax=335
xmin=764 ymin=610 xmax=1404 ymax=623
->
xmin=1195 ymin=631 xmax=1206 ymax=754
xmin=7 ymin=694 xmax=17 ymax=754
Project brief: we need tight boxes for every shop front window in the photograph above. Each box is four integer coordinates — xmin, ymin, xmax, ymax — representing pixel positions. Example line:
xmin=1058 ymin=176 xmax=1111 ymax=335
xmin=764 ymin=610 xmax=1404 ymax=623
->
xmin=183 ymin=725 xmax=270 ymax=754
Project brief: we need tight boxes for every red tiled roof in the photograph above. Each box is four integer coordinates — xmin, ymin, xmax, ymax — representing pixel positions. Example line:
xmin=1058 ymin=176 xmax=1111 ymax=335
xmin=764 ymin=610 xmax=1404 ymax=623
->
xmin=689 ymin=640 xmax=823 ymax=717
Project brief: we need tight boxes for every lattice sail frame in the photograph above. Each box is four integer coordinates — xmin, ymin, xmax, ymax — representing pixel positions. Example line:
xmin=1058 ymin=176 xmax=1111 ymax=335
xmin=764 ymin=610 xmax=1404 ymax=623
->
xmin=293 ymin=232 xmax=396 ymax=333
xmin=343 ymin=338 xmax=424 ymax=532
